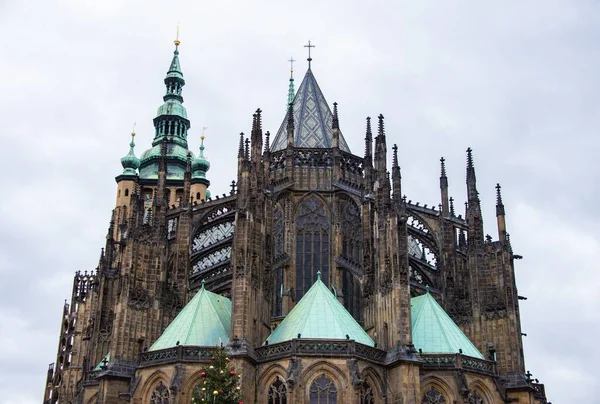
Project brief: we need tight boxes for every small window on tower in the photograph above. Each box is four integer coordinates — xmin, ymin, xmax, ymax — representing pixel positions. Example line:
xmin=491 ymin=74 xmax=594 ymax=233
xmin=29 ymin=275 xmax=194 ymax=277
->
xmin=196 ymin=192 xmax=201 ymax=200
xmin=125 ymin=189 xmax=129 ymax=197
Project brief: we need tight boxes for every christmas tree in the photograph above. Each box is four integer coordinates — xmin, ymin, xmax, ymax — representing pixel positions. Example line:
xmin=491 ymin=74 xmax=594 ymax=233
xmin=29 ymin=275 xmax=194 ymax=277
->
xmin=191 ymin=346 xmax=243 ymax=404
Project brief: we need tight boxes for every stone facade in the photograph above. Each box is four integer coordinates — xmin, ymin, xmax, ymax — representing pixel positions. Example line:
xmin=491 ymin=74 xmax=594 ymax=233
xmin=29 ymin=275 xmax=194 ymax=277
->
xmin=43 ymin=45 xmax=548 ymax=404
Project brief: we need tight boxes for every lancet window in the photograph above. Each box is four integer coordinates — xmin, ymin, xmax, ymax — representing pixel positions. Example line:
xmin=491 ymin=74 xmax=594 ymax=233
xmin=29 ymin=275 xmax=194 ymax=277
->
xmin=309 ymin=374 xmax=337 ymax=404
xmin=359 ymin=382 xmax=374 ymax=404
xmin=150 ymin=381 xmax=170 ymax=404
xmin=267 ymin=377 xmax=287 ymax=404
xmin=421 ymin=386 xmax=447 ymax=404
xmin=295 ymin=196 xmax=329 ymax=300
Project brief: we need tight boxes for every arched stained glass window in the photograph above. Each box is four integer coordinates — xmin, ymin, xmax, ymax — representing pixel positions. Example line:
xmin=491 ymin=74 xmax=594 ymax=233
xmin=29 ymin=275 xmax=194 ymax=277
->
xmin=468 ymin=390 xmax=485 ymax=404
xmin=422 ymin=386 xmax=446 ymax=404
xmin=267 ymin=377 xmax=287 ymax=404
xmin=150 ymin=381 xmax=169 ymax=404
xmin=296 ymin=196 xmax=329 ymax=301
xmin=359 ymin=382 xmax=374 ymax=404
xmin=309 ymin=374 xmax=337 ymax=404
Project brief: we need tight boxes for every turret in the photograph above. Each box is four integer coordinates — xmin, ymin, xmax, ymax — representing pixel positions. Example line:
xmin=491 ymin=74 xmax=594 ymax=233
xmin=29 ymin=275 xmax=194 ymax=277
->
xmin=191 ymin=135 xmax=211 ymax=201
xmin=115 ymin=129 xmax=140 ymax=209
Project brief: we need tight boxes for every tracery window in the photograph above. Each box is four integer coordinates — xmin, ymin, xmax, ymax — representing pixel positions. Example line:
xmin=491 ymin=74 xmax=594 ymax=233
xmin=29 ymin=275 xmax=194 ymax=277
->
xmin=309 ymin=374 xmax=337 ymax=404
xmin=359 ymin=382 xmax=374 ymax=404
xmin=421 ymin=386 xmax=446 ymax=404
xmin=468 ymin=390 xmax=485 ymax=404
xmin=267 ymin=377 xmax=287 ymax=404
xmin=150 ymin=381 xmax=170 ymax=404
xmin=295 ymin=197 xmax=329 ymax=301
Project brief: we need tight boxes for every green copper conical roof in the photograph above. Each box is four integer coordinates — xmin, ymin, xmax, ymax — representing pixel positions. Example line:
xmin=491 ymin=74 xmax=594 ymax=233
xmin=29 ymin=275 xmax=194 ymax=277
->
xmin=150 ymin=282 xmax=231 ymax=350
xmin=271 ymin=66 xmax=351 ymax=152
xmin=265 ymin=273 xmax=374 ymax=346
xmin=411 ymin=289 xmax=483 ymax=358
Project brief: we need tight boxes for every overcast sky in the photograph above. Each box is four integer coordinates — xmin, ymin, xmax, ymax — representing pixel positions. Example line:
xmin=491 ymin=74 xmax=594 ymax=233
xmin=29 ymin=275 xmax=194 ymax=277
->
xmin=0 ymin=0 xmax=598 ymax=403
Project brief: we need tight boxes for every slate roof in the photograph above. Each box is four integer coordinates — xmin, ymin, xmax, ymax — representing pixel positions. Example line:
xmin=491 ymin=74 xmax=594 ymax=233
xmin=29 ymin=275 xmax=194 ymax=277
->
xmin=270 ymin=67 xmax=351 ymax=152
xmin=265 ymin=273 xmax=374 ymax=346
xmin=411 ymin=290 xmax=483 ymax=358
xmin=150 ymin=282 xmax=231 ymax=350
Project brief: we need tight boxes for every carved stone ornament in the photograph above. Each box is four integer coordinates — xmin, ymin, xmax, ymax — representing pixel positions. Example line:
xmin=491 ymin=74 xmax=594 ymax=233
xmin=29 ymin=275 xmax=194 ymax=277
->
xmin=128 ymin=286 xmax=151 ymax=310
xmin=485 ymin=288 xmax=507 ymax=319
xmin=286 ymin=358 xmax=300 ymax=387
xmin=235 ymin=248 xmax=245 ymax=278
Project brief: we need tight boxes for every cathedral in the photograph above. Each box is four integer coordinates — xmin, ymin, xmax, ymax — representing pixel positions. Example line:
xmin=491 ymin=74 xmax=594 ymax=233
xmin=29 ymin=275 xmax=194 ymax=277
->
xmin=43 ymin=38 xmax=549 ymax=404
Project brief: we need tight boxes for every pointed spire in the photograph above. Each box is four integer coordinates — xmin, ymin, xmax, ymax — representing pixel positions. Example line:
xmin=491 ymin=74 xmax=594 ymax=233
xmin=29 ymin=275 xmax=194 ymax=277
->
xmin=392 ymin=144 xmax=402 ymax=205
xmin=332 ymin=102 xmax=339 ymax=130
xmin=286 ymin=102 xmax=295 ymax=148
xmin=449 ymin=197 xmax=455 ymax=216
xmin=287 ymin=57 xmax=296 ymax=107
xmin=439 ymin=157 xmax=449 ymax=215
xmin=496 ymin=183 xmax=504 ymax=207
xmin=238 ymin=133 xmax=245 ymax=158
xmin=244 ymin=138 xmax=250 ymax=160
xmin=264 ymin=131 xmax=271 ymax=154
xmin=440 ymin=157 xmax=447 ymax=178
xmin=377 ymin=114 xmax=385 ymax=139
xmin=466 ymin=147 xmax=474 ymax=170
xmin=496 ymin=183 xmax=507 ymax=241
xmin=364 ymin=117 xmax=373 ymax=164
xmin=256 ymin=108 xmax=263 ymax=134
xmin=286 ymin=102 xmax=295 ymax=132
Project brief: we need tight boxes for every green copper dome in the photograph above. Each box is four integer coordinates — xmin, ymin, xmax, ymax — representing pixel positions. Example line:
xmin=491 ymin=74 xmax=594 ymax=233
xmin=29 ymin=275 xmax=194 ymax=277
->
xmin=120 ymin=133 xmax=140 ymax=176
xmin=265 ymin=273 xmax=374 ymax=346
xmin=150 ymin=281 xmax=231 ymax=350
xmin=411 ymin=289 xmax=483 ymax=358
xmin=192 ymin=136 xmax=210 ymax=178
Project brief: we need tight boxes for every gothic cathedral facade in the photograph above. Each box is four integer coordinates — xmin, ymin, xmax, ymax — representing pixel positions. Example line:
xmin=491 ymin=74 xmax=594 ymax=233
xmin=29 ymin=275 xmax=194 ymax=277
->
xmin=43 ymin=40 xmax=549 ymax=404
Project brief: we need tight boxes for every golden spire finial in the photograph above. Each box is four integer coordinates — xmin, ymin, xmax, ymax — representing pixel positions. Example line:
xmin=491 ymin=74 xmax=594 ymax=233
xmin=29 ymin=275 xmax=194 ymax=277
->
xmin=174 ymin=22 xmax=180 ymax=46
xmin=201 ymin=126 xmax=208 ymax=141
xmin=131 ymin=122 xmax=136 ymax=137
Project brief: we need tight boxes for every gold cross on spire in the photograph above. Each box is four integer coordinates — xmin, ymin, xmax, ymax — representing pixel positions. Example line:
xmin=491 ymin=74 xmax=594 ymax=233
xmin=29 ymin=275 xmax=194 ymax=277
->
xmin=288 ymin=57 xmax=296 ymax=73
